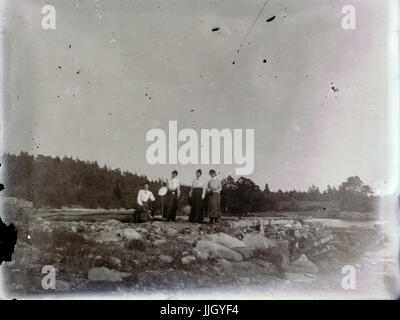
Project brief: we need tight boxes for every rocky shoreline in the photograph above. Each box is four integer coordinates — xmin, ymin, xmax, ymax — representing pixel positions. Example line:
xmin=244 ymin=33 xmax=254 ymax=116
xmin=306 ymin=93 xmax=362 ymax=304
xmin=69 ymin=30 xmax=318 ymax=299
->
xmin=1 ymin=198 xmax=390 ymax=298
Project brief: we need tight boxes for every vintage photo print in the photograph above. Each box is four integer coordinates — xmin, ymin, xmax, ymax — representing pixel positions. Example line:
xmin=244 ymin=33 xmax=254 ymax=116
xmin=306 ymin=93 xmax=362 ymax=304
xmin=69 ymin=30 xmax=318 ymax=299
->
xmin=0 ymin=0 xmax=399 ymax=300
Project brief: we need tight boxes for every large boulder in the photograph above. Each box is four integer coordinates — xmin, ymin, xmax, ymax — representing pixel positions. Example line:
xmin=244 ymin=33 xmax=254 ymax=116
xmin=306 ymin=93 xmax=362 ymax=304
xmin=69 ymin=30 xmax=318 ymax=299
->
xmin=88 ymin=267 xmax=130 ymax=282
xmin=286 ymin=254 xmax=319 ymax=274
xmin=202 ymin=232 xmax=246 ymax=249
xmin=194 ymin=240 xmax=243 ymax=262
xmin=242 ymin=233 xmax=277 ymax=250
xmin=97 ymin=230 xmax=122 ymax=243
xmin=122 ymin=228 xmax=142 ymax=241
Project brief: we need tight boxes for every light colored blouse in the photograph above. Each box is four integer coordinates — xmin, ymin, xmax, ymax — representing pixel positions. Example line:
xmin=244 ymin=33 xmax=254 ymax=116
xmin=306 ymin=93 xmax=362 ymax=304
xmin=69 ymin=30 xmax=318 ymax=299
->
xmin=167 ymin=177 xmax=180 ymax=190
xmin=167 ymin=177 xmax=181 ymax=196
xmin=137 ymin=190 xmax=155 ymax=206
xmin=190 ymin=177 xmax=206 ymax=198
xmin=207 ymin=177 xmax=222 ymax=193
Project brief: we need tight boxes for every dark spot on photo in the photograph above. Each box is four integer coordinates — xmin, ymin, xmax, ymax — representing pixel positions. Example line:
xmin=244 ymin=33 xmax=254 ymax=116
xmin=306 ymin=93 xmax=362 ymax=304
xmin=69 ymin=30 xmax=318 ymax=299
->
xmin=0 ymin=218 xmax=17 ymax=265
xmin=211 ymin=27 xmax=220 ymax=32
xmin=266 ymin=16 xmax=276 ymax=22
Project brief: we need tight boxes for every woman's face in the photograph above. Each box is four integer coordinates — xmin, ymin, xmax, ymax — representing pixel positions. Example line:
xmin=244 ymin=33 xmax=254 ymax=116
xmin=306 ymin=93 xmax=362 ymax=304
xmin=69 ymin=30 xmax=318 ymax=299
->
xmin=196 ymin=171 xmax=201 ymax=179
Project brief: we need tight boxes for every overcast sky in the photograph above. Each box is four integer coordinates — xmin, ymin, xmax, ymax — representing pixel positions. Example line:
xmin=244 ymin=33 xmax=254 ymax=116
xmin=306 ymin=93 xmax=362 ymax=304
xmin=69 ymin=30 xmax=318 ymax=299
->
xmin=1 ymin=0 xmax=394 ymax=193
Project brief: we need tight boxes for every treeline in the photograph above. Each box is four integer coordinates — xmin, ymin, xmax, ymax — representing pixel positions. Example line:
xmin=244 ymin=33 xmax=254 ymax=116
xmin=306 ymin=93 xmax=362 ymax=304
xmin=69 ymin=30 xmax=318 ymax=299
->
xmin=1 ymin=152 xmax=375 ymax=213
xmin=221 ymin=176 xmax=375 ymax=214
xmin=1 ymin=152 xmax=168 ymax=209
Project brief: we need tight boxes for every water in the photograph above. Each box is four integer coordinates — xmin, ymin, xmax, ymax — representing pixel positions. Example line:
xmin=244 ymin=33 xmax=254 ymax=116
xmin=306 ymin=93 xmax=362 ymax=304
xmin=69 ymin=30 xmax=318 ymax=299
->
xmin=304 ymin=217 xmax=385 ymax=229
xmin=306 ymin=217 xmax=400 ymax=298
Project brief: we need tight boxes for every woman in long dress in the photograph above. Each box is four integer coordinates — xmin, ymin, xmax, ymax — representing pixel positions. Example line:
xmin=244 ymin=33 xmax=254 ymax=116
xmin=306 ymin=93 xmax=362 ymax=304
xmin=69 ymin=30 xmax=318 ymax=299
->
xmin=189 ymin=169 xmax=205 ymax=223
xmin=206 ymin=169 xmax=222 ymax=224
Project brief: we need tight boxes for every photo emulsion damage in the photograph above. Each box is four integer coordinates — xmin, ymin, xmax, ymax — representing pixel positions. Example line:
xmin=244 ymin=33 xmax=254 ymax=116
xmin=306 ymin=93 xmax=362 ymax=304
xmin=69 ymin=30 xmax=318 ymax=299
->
xmin=0 ymin=0 xmax=399 ymax=300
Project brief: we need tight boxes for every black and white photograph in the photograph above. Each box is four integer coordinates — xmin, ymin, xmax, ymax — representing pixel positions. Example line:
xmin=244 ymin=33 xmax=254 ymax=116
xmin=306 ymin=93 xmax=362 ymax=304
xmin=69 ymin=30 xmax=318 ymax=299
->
xmin=0 ymin=0 xmax=399 ymax=301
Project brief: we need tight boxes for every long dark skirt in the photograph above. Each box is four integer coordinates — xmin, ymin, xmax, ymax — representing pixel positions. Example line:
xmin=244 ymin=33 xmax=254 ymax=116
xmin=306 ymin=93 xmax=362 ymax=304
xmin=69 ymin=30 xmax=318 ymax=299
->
xmin=132 ymin=201 xmax=153 ymax=223
xmin=165 ymin=190 xmax=179 ymax=221
xmin=207 ymin=192 xmax=221 ymax=218
xmin=189 ymin=188 xmax=203 ymax=223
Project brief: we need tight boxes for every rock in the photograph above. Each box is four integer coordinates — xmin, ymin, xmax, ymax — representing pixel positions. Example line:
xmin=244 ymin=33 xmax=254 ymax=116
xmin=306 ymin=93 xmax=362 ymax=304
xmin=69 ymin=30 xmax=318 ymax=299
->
xmin=104 ymin=219 xmax=122 ymax=226
xmin=233 ymin=247 xmax=254 ymax=259
xmin=216 ymin=258 xmax=232 ymax=269
xmin=159 ymin=255 xmax=173 ymax=263
xmin=181 ymin=255 xmax=196 ymax=265
xmin=5 ymin=260 xmax=15 ymax=267
xmin=55 ymin=280 xmax=70 ymax=291
xmin=262 ymin=247 xmax=290 ymax=271
xmin=238 ymin=277 xmax=250 ymax=283
xmin=164 ymin=227 xmax=178 ymax=236
xmin=286 ymin=254 xmax=319 ymax=274
xmin=275 ymin=239 xmax=289 ymax=255
xmin=97 ymin=231 xmax=122 ymax=243
xmin=285 ymin=272 xmax=317 ymax=283
xmin=122 ymin=228 xmax=142 ymax=241
xmin=233 ymin=261 xmax=258 ymax=272
xmin=202 ymin=232 xmax=246 ymax=249
xmin=242 ymin=233 xmax=277 ymax=249
xmin=181 ymin=205 xmax=191 ymax=215
xmin=88 ymin=267 xmax=130 ymax=282
xmin=109 ymin=256 xmax=122 ymax=267
xmin=253 ymin=260 xmax=277 ymax=274
xmin=195 ymin=240 xmax=243 ymax=261
xmin=154 ymin=239 xmax=167 ymax=246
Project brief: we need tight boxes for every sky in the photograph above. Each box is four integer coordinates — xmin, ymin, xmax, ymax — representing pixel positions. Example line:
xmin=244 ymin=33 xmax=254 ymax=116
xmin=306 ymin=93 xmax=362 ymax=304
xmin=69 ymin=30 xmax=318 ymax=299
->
xmin=0 ymin=0 xmax=396 ymax=194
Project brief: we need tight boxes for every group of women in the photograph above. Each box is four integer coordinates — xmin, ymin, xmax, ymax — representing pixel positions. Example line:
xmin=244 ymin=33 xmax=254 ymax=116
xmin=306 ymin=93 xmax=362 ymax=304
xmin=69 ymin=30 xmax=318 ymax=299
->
xmin=188 ymin=169 xmax=221 ymax=224
xmin=135 ymin=169 xmax=222 ymax=223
